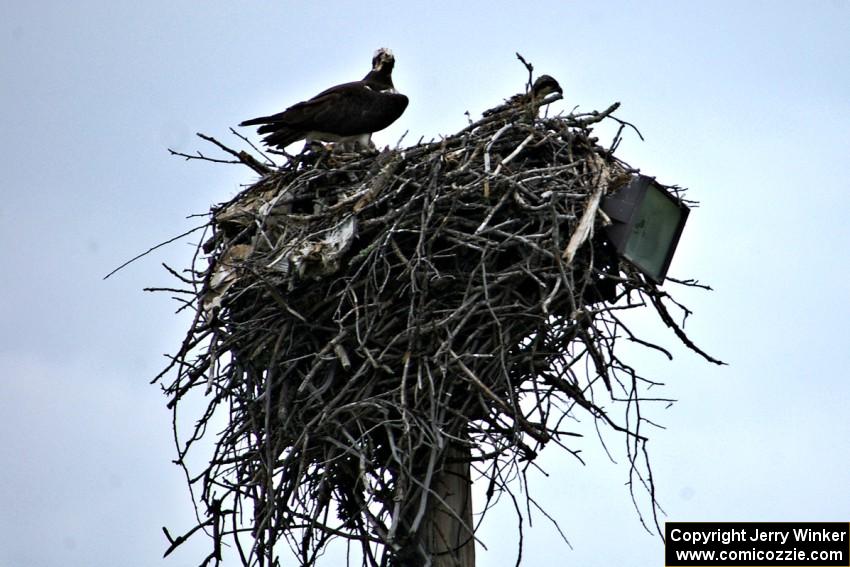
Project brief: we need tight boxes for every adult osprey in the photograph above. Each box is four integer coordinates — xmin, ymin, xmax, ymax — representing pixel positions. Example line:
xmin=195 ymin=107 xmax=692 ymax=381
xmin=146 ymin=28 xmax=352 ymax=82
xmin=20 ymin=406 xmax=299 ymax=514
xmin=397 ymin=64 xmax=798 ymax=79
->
xmin=240 ymin=48 xmax=409 ymax=151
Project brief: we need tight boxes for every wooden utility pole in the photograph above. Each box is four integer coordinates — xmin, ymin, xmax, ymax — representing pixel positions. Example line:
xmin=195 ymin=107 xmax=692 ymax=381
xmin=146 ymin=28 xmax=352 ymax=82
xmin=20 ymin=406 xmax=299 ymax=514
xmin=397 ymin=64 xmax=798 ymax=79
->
xmin=421 ymin=441 xmax=475 ymax=567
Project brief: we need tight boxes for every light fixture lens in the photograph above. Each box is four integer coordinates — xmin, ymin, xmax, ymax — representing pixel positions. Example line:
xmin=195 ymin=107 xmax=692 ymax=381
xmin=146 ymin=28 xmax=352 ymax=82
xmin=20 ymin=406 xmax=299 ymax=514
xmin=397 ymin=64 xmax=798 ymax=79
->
xmin=601 ymin=175 xmax=690 ymax=284
xmin=622 ymin=185 xmax=686 ymax=282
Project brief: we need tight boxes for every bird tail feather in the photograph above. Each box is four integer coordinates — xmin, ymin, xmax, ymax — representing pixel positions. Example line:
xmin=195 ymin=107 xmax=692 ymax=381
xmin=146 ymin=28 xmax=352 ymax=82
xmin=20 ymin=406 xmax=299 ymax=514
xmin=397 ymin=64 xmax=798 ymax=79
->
xmin=261 ymin=128 xmax=304 ymax=149
xmin=239 ymin=116 xmax=272 ymax=127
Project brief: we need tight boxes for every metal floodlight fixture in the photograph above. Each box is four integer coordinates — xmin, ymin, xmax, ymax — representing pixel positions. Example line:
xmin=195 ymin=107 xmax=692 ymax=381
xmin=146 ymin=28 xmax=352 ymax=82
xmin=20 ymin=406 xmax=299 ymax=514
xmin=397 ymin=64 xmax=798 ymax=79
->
xmin=601 ymin=175 xmax=690 ymax=284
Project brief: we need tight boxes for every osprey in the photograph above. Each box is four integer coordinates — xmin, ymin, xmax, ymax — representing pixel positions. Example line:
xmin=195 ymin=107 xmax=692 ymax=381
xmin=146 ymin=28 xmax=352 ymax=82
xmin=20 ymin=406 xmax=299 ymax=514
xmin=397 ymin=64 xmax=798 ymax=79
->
xmin=482 ymin=74 xmax=563 ymax=117
xmin=240 ymin=48 xmax=409 ymax=151
xmin=529 ymin=75 xmax=563 ymax=100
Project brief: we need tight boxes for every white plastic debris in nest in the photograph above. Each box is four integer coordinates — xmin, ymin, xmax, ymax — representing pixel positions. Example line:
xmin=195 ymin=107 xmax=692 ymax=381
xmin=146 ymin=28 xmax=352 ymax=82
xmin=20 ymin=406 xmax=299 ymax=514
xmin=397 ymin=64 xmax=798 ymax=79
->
xmin=267 ymin=215 xmax=358 ymax=280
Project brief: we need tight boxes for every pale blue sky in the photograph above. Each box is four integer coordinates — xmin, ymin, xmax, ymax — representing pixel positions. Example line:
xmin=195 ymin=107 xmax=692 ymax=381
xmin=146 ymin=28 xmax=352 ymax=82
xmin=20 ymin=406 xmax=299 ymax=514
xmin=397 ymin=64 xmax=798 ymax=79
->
xmin=2 ymin=2 xmax=849 ymax=566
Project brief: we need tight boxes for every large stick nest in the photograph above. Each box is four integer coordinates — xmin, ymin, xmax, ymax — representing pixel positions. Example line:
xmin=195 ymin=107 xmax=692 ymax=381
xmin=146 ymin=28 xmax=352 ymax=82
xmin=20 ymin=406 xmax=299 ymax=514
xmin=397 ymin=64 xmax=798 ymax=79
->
xmin=155 ymin=82 xmax=719 ymax=567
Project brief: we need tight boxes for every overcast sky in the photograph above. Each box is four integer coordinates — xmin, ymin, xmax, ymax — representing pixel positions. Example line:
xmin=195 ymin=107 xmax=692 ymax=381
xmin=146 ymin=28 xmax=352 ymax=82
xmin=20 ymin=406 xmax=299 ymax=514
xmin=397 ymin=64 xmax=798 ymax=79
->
xmin=2 ymin=1 xmax=849 ymax=566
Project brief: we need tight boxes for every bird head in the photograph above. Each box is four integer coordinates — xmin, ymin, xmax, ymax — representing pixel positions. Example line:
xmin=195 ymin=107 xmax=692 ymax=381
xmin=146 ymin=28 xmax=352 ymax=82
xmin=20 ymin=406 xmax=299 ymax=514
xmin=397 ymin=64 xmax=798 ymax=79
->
xmin=371 ymin=48 xmax=396 ymax=73
xmin=532 ymin=75 xmax=563 ymax=99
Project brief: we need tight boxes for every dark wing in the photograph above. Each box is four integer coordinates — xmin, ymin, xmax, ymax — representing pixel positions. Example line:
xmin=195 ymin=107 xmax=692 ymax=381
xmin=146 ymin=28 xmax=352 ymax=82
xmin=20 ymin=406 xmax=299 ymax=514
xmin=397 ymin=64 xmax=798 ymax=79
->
xmin=237 ymin=82 xmax=358 ymax=129
xmin=241 ymin=81 xmax=409 ymax=138
xmin=305 ymin=85 xmax=407 ymax=136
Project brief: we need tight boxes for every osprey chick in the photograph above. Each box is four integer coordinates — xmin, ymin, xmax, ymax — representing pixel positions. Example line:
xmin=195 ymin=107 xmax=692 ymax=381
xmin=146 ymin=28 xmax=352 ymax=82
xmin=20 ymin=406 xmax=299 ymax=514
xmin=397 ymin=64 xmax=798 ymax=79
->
xmin=530 ymin=75 xmax=563 ymax=100
xmin=240 ymin=48 xmax=409 ymax=152
xmin=482 ymin=74 xmax=563 ymax=117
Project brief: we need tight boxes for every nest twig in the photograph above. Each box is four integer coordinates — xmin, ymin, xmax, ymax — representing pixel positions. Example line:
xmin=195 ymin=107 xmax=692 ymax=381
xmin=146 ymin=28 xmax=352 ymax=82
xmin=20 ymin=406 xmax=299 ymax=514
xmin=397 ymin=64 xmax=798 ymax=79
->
xmin=154 ymin=87 xmax=719 ymax=567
